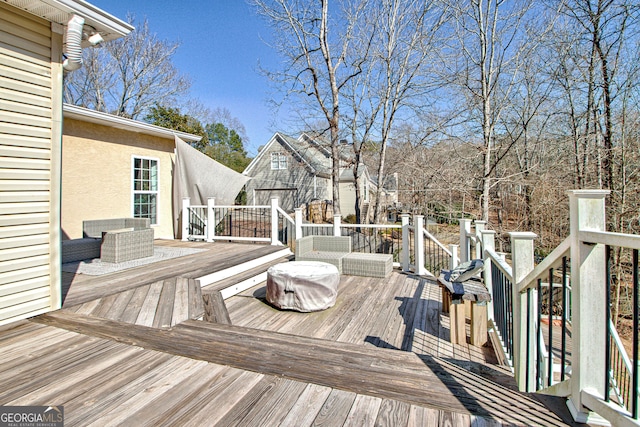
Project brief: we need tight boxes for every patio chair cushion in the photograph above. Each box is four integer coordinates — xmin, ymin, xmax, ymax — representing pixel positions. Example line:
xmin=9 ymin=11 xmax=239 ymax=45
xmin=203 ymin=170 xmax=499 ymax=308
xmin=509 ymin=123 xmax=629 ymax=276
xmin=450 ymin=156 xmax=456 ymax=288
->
xmin=61 ymin=238 xmax=102 ymax=263
xmin=83 ymin=218 xmax=150 ymax=239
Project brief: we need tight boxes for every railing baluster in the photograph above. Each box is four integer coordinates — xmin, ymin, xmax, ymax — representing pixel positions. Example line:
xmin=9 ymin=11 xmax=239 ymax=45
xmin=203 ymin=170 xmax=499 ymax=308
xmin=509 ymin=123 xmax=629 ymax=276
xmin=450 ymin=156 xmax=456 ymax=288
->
xmin=526 ymin=287 xmax=532 ymax=392
xmin=561 ymin=256 xmax=567 ymax=382
xmin=537 ymin=278 xmax=543 ymax=390
xmin=605 ymin=245 xmax=611 ymax=402
xmin=508 ymin=274 xmax=514 ymax=358
xmin=633 ymin=249 xmax=639 ymax=419
xmin=548 ymin=268 xmax=554 ymax=387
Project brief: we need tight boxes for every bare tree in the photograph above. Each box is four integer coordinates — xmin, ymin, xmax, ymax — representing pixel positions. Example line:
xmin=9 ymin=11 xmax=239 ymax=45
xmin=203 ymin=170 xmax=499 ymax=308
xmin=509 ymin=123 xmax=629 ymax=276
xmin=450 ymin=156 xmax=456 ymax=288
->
xmin=64 ymin=17 xmax=190 ymax=120
xmin=253 ymin=0 xmax=370 ymax=215
xmin=342 ymin=0 xmax=448 ymax=223
xmin=443 ymin=0 xmax=545 ymax=222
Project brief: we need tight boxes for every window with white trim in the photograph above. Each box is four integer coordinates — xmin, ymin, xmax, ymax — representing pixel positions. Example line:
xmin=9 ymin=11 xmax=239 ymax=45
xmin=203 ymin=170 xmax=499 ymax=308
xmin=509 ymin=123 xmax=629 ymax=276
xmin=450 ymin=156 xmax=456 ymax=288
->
xmin=133 ymin=157 xmax=158 ymax=225
xmin=271 ymin=152 xmax=287 ymax=170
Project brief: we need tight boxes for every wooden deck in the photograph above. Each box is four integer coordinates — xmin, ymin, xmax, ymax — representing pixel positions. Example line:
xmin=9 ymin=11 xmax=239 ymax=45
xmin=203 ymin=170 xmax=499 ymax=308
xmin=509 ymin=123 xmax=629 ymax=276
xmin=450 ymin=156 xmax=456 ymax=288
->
xmin=1 ymin=240 xmax=579 ymax=426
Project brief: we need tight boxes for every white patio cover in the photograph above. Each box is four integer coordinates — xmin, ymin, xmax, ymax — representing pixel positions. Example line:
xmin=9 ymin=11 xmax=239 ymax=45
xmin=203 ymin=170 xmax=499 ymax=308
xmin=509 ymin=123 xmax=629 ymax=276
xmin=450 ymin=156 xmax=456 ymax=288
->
xmin=172 ymin=136 xmax=250 ymax=238
xmin=266 ymin=261 xmax=339 ymax=312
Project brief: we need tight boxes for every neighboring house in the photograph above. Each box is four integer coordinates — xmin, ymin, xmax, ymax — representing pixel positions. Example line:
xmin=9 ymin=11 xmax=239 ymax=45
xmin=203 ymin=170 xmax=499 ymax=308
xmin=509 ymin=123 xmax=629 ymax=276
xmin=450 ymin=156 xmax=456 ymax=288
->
xmin=61 ymin=104 xmax=202 ymax=240
xmin=243 ymin=132 xmax=383 ymax=218
xmin=0 ymin=1 xmax=132 ymax=325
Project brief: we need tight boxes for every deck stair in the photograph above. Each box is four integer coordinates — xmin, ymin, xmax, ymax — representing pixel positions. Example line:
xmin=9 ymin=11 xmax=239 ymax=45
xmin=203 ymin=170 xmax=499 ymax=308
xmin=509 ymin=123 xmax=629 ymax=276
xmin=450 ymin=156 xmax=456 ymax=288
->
xmin=34 ymin=309 xmax=573 ymax=427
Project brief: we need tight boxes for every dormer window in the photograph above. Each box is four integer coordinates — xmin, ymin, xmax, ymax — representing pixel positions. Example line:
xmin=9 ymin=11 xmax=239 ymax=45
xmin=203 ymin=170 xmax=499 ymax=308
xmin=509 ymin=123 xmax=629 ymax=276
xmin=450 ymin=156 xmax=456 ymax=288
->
xmin=271 ymin=152 xmax=287 ymax=170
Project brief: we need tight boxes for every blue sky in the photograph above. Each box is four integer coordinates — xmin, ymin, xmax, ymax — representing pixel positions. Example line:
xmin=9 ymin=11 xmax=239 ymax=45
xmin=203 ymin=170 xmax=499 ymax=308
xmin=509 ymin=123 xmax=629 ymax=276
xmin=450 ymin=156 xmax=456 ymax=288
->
xmin=91 ymin=0 xmax=281 ymax=156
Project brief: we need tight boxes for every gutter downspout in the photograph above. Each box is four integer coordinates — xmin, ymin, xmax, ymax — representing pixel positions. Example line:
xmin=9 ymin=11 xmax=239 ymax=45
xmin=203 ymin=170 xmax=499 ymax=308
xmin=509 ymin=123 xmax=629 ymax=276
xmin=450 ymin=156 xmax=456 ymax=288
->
xmin=63 ymin=15 xmax=85 ymax=71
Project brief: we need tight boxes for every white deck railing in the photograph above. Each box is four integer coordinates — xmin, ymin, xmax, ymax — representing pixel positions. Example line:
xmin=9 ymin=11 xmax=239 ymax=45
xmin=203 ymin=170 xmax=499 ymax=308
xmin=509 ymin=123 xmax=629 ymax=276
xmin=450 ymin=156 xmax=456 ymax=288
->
xmin=183 ymin=192 xmax=640 ymax=424
xmin=460 ymin=190 xmax=640 ymax=427
xmin=182 ymin=198 xmax=451 ymax=276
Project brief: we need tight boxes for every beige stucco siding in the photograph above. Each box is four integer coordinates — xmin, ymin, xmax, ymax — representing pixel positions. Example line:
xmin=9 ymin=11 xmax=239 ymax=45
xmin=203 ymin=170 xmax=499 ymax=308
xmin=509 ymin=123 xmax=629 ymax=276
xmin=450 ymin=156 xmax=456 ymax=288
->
xmin=0 ymin=3 xmax=61 ymax=325
xmin=62 ymin=118 xmax=176 ymax=239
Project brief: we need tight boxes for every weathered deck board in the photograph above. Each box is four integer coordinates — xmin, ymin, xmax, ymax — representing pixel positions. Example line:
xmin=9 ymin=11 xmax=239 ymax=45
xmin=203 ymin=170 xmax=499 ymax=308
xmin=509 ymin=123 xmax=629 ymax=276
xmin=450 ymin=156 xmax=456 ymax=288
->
xmin=117 ymin=284 xmax=151 ymax=323
xmin=313 ymin=389 xmax=358 ymax=426
xmin=0 ymin=241 xmax=578 ymax=426
xmin=171 ymin=276 xmax=189 ymax=326
xmin=343 ymin=394 xmax=382 ymax=426
xmin=135 ymin=280 xmax=165 ymax=327
xmin=152 ymin=278 xmax=176 ymax=328
xmin=228 ymin=273 xmax=492 ymax=365
xmin=61 ymin=241 xmax=285 ymax=306
xmin=168 ymin=370 xmax=265 ymax=426
xmin=279 ymin=383 xmax=333 ymax=426
xmin=33 ymin=310 xmax=572 ymax=426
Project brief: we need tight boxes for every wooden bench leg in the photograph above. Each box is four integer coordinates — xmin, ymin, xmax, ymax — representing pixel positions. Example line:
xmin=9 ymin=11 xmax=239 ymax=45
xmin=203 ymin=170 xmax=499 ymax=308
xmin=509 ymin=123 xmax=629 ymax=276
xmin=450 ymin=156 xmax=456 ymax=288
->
xmin=441 ymin=286 xmax=450 ymax=314
xmin=470 ymin=302 xmax=488 ymax=346
xmin=449 ymin=301 xmax=466 ymax=345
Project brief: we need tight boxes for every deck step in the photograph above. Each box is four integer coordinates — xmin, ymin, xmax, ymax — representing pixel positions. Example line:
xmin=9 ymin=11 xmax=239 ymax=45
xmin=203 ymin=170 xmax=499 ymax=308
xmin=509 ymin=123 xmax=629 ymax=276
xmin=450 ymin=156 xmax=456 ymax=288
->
xmin=199 ymin=249 xmax=292 ymax=298
xmin=34 ymin=310 xmax=571 ymax=427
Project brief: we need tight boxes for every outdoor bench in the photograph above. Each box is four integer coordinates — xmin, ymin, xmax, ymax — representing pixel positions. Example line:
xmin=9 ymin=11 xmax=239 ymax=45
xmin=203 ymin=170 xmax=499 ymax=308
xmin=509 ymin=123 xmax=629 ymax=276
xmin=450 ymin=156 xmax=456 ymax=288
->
xmin=295 ymin=235 xmax=351 ymax=272
xmin=438 ymin=269 xmax=491 ymax=346
xmin=342 ymin=252 xmax=393 ymax=278
xmin=295 ymin=235 xmax=393 ymax=277
xmin=62 ymin=218 xmax=154 ymax=263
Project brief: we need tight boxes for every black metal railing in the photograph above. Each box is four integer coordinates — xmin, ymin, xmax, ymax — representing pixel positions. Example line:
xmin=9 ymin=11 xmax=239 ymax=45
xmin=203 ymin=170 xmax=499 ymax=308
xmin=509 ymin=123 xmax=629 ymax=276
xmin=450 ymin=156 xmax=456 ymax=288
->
xmin=492 ymin=261 xmax=514 ymax=360
xmin=340 ymin=225 xmax=402 ymax=261
xmin=276 ymin=214 xmax=295 ymax=250
xmin=604 ymin=245 xmax=638 ymax=417
xmin=213 ymin=207 xmax=270 ymax=240
xmin=301 ymin=225 xmax=332 ymax=237
xmin=423 ymin=235 xmax=449 ymax=275
xmin=528 ymin=257 xmax=571 ymax=391
xmin=188 ymin=206 xmax=207 ymax=238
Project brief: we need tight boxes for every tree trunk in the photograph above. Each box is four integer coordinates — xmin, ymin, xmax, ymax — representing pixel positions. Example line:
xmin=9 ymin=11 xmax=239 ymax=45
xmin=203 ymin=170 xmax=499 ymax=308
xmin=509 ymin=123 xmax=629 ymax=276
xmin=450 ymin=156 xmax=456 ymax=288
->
xmin=330 ymin=119 xmax=341 ymax=216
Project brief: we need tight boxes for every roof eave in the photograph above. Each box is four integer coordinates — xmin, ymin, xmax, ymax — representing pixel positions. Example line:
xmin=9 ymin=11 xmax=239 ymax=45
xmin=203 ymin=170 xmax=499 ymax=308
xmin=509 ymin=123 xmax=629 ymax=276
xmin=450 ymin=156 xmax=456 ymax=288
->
xmin=63 ymin=104 xmax=202 ymax=143
xmin=5 ymin=0 xmax=133 ymax=42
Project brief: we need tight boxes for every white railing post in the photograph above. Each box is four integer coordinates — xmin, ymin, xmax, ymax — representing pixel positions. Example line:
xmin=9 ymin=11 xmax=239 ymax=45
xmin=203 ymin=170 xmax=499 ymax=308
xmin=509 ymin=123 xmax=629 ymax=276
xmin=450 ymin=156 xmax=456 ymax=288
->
xmin=567 ymin=190 xmax=610 ymax=424
xmin=510 ymin=231 xmax=537 ymax=392
xmin=481 ymin=230 xmax=496 ymax=321
xmin=295 ymin=208 xmax=303 ymax=241
xmin=401 ymin=214 xmax=410 ymax=272
xmin=449 ymin=244 xmax=459 ymax=270
xmin=333 ymin=215 xmax=341 ymax=237
xmin=459 ymin=219 xmax=472 ymax=263
xmin=181 ymin=197 xmax=190 ymax=241
xmin=475 ymin=220 xmax=486 ymax=258
xmin=271 ymin=198 xmax=280 ymax=245
xmin=414 ymin=215 xmax=426 ymax=275
xmin=206 ymin=197 xmax=215 ymax=242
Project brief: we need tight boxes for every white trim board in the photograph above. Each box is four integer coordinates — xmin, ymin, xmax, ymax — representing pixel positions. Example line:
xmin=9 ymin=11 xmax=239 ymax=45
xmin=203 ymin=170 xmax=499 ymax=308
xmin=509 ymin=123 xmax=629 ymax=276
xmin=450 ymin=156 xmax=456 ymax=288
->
xmin=219 ymin=272 xmax=268 ymax=300
xmin=196 ymin=248 xmax=291 ymax=288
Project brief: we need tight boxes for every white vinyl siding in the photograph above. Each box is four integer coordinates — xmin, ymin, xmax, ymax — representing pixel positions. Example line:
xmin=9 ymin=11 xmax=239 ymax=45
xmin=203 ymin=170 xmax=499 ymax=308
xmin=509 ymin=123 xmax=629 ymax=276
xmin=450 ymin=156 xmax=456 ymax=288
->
xmin=0 ymin=3 xmax=56 ymax=325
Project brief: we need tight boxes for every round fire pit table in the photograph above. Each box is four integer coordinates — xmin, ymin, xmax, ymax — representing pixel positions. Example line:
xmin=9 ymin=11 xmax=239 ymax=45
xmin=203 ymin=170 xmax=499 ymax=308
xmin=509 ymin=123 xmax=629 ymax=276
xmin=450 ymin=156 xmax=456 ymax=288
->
xmin=266 ymin=261 xmax=340 ymax=312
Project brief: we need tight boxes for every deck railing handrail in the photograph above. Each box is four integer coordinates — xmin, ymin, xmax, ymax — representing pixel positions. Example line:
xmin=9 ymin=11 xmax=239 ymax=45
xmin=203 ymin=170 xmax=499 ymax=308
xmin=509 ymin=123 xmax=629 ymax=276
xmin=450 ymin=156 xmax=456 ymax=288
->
xmin=580 ymin=230 xmax=640 ymax=250
xmin=474 ymin=190 xmax=640 ymax=426
xmin=422 ymin=227 xmax=452 ymax=257
xmin=341 ymin=223 xmax=402 ymax=229
xmin=485 ymin=247 xmax=513 ymax=279
xmin=517 ymin=237 xmax=571 ymax=294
